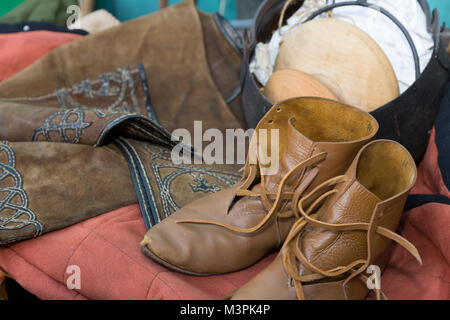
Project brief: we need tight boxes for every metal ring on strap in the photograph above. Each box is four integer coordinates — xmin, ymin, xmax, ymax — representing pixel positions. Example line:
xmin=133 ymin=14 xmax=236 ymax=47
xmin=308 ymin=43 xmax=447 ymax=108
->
xmin=304 ymin=0 xmax=421 ymax=80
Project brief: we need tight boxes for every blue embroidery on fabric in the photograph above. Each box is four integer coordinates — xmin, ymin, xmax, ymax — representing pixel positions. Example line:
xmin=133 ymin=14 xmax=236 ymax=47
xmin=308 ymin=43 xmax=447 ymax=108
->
xmin=189 ymin=174 xmax=221 ymax=193
xmin=117 ymin=141 xmax=240 ymax=228
xmin=150 ymin=162 xmax=240 ymax=219
xmin=0 ymin=142 xmax=43 ymax=244
xmin=113 ymin=138 xmax=160 ymax=230
xmin=137 ymin=64 xmax=159 ymax=123
xmin=143 ymin=144 xmax=240 ymax=217
xmin=54 ymin=65 xmax=159 ymax=123
xmin=55 ymin=68 xmax=138 ymax=118
xmin=32 ymin=65 xmax=165 ymax=144
xmin=144 ymin=144 xmax=172 ymax=161
xmin=32 ymin=109 xmax=93 ymax=143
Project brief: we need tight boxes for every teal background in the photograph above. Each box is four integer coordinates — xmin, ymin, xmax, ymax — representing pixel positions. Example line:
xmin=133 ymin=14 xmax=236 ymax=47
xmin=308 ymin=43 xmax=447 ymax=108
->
xmin=0 ymin=0 xmax=448 ymax=25
xmin=0 ymin=0 xmax=25 ymax=17
xmin=94 ymin=0 xmax=448 ymax=24
xmin=95 ymin=0 xmax=237 ymax=21
xmin=428 ymin=0 xmax=450 ymax=25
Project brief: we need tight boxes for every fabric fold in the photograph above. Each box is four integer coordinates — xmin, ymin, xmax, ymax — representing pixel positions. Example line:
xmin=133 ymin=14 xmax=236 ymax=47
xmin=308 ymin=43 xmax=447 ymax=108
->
xmin=0 ymin=30 xmax=83 ymax=82
xmin=0 ymin=64 xmax=171 ymax=146
xmin=0 ymin=0 xmax=244 ymax=134
xmin=0 ymin=62 xmax=241 ymax=244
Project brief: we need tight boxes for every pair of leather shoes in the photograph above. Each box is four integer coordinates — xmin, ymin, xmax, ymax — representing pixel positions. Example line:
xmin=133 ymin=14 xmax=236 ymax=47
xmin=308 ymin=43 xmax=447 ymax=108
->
xmin=141 ymin=97 xmax=421 ymax=300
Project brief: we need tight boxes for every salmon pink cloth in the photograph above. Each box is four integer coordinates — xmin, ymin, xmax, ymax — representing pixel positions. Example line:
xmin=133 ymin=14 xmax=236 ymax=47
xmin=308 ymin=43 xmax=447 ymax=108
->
xmin=0 ymin=30 xmax=82 ymax=82
xmin=0 ymin=129 xmax=448 ymax=300
xmin=372 ymin=128 xmax=450 ymax=300
xmin=0 ymin=204 xmax=275 ymax=300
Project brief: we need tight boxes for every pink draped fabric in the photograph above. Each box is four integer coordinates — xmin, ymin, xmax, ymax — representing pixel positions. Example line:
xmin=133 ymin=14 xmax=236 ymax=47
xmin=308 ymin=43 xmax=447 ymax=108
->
xmin=0 ymin=30 xmax=81 ymax=82
xmin=0 ymin=129 xmax=448 ymax=300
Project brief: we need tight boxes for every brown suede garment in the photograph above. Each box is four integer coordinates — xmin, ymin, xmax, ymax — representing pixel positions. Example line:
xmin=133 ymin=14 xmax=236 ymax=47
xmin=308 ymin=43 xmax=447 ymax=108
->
xmin=0 ymin=0 xmax=244 ymax=134
xmin=0 ymin=141 xmax=136 ymax=244
xmin=0 ymin=66 xmax=241 ymax=244
xmin=0 ymin=1 xmax=246 ymax=244
xmin=0 ymin=65 xmax=167 ymax=145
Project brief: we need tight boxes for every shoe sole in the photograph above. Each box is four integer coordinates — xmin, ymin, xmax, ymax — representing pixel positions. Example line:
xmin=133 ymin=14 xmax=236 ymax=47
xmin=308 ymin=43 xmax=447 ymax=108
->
xmin=140 ymin=244 xmax=219 ymax=277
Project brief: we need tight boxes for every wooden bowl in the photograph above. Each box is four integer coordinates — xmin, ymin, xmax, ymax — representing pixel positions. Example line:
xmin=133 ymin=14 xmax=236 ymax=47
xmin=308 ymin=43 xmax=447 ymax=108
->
xmin=275 ymin=18 xmax=399 ymax=112
xmin=264 ymin=69 xmax=339 ymax=103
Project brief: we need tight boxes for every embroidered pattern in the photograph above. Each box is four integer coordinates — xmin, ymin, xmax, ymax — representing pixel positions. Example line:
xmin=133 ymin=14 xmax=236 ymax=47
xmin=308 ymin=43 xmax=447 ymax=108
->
xmin=0 ymin=142 xmax=43 ymax=244
xmin=32 ymin=109 xmax=93 ymax=143
xmin=144 ymin=143 xmax=172 ymax=161
xmin=117 ymin=140 xmax=241 ymax=229
xmin=150 ymin=162 xmax=240 ymax=219
xmin=189 ymin=174 xmax=221 ymax=193
xmin=56 ymin=67 xmax=143 ymax=118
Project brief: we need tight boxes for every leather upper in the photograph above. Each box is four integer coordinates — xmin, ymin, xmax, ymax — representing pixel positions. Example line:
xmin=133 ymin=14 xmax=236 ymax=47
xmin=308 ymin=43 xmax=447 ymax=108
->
xmin=230 ymin=140 xmax=420 ymax=300
xmin=141 ymin=97 xmax=379 ymax=275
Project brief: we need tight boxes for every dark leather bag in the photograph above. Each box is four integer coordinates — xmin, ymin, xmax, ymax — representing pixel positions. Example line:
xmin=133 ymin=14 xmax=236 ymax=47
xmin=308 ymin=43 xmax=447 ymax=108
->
xmin=240 ymin=0 xmax=449 ymax=162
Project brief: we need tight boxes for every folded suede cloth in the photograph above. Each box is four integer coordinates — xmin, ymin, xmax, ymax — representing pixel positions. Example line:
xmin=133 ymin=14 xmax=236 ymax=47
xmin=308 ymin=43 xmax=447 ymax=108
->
xmin=0 ymin=1 xmax=245 ymax=245
xmin=0 ymin=30 xmax=82 ymax=81
xmin=0 ymin=0 xmax=245 ymax=134
xmin=0 ymin=64 xmax=241 ymax=245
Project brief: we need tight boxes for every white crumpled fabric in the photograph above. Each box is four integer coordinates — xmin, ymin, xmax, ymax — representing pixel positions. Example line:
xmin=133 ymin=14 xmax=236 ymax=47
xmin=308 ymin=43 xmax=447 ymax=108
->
xmin=250 ymin=0 xmax=434 ymax=94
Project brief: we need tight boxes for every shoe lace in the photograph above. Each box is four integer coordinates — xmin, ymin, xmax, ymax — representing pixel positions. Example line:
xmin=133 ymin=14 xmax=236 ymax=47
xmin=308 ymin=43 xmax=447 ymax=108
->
xmin=282 ymin=176 xmax=423 ymax=300
xmin=176 ymin=152 xmax=328 ymax=234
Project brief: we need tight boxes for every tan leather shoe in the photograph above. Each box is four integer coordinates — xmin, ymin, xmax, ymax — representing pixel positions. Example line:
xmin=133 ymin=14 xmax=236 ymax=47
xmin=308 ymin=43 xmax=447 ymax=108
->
xmin=141 ymin=97 xmax=379 ymax=275
xmin=229 ymin=140 xmax=421 ymax=300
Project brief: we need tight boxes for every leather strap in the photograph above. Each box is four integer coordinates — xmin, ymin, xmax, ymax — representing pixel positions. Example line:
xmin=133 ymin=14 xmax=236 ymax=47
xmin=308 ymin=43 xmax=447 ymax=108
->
xmin=281 ymin=175 xmax=422 ymax=300
xmin=177 ymin=152 xmax=327 ymax=234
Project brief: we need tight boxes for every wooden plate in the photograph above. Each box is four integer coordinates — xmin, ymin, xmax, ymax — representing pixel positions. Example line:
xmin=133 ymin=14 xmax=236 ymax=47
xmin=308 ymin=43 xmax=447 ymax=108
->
xmin=264 ymin=69 xmax=340 ymax=103
xmin=275 ymin=18 xmax=399 ymax=112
